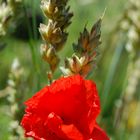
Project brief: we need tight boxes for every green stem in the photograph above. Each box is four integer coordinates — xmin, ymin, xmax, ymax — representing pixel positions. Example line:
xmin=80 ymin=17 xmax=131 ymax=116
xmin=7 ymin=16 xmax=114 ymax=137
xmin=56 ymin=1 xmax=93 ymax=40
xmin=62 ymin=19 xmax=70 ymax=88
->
xmin=101 ymin=41 xmax=124 ymax=112
xmin=32 ymin=0 xmax=38 ymax=40
xmin=23 ymin=4 xmax=35 ymax=65
xmin=23 ymin=1 xmax=41 ymax=90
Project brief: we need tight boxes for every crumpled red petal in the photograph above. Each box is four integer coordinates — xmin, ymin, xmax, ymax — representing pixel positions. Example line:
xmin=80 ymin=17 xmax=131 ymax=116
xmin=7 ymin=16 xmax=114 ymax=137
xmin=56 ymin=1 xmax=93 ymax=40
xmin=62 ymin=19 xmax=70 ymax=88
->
xmin=21 ymin=75 xmax=109 ymax=140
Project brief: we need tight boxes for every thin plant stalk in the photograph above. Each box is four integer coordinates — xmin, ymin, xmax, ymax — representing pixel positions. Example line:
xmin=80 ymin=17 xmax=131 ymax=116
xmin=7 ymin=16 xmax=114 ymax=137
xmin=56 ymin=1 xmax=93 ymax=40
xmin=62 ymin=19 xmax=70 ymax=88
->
xmin=101 ymin=40 xmax=124 ymax=113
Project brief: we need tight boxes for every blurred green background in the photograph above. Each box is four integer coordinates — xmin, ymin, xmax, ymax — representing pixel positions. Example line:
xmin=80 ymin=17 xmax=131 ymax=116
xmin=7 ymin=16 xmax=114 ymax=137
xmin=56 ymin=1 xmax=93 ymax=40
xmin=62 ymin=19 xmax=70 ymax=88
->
xmin=0 ymin=0 xmax=140 ymax=140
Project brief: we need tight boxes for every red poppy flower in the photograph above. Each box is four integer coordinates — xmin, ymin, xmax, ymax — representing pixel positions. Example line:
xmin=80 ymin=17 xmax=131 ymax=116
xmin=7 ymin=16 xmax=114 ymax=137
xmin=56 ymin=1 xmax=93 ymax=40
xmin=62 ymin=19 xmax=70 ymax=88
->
xmin=21 ymin=75 xmax=109 ymax=140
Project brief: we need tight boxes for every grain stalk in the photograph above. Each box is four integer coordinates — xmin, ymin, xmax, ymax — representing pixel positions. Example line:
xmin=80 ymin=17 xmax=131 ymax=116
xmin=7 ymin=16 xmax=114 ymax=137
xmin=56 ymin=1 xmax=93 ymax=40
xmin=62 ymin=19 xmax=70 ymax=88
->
xmin=0 ymin=0 xmax=22 ymax=36
xmin=60 ymin=17 xmax=102 ymax=78
xmin=0 ymin=59 xmax=29 ymax=140
xmin=114 ymin=0 xmax=140 ymax=134
xmin=39 ymin=0 xmax=73 ymax=82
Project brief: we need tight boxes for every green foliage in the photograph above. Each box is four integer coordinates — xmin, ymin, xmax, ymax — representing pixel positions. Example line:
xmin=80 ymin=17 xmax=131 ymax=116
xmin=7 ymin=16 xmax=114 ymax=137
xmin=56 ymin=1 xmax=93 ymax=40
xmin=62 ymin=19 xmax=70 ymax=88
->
xmin=1 ymin=0 xmax=140 ymax=140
